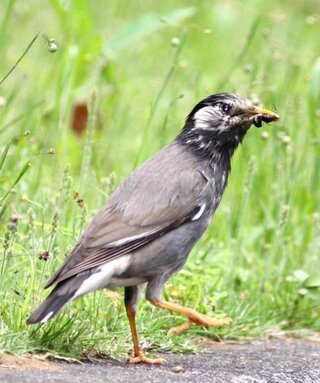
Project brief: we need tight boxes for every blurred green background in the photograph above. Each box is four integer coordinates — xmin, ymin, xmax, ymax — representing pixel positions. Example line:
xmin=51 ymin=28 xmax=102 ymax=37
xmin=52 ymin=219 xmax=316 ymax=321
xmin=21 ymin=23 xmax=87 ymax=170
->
xmin=0 ymin=0 xmax=319 ymax=358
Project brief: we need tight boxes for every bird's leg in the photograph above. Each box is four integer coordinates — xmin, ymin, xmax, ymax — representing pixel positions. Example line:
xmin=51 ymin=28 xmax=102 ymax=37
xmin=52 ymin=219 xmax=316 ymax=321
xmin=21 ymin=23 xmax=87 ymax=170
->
xmin=148 ymin=299 xmax=232 ymax=336
xmin=124 ymin=287 xmax=166 ymax=365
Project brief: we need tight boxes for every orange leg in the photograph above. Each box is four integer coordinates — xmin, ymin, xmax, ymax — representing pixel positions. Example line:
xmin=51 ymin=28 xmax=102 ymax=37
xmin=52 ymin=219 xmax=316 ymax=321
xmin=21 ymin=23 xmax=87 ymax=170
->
xmin=125 ymin=300 xmax=166 ymax=365
xmin=148 ymin=299 xmax=232 ymax=336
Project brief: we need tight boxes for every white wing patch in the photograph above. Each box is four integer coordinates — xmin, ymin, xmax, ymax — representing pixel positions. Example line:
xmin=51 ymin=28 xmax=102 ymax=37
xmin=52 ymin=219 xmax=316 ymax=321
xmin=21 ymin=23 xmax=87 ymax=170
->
xmin=108 ymin=230 xmax=158 ymax=247
xmin=191 ymin=203 xmax=206 ymax=221
xmin=74 ymin=255 xmax=131 ymax=298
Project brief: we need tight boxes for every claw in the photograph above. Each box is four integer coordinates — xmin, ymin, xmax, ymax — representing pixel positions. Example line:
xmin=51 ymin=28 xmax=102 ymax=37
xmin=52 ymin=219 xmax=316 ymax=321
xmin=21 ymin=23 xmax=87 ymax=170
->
xmin=127 ymin=352 xmax=167 ymax=365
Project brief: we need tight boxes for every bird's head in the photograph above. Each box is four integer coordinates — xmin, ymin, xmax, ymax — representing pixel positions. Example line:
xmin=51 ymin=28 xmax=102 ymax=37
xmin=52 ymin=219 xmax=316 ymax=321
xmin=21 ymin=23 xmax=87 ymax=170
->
xmin=178 ymin=93 xmax=279 ymax=159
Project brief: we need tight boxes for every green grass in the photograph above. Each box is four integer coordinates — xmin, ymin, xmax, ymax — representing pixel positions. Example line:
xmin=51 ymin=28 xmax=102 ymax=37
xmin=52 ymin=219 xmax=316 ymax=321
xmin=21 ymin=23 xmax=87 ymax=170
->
xmin=0 ymin=0 xmax=320 ymax=359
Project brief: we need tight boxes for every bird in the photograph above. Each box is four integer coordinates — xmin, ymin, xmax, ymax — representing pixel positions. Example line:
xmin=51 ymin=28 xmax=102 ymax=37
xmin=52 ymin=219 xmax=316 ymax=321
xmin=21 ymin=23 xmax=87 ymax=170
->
xmin=27 ymin=93 xmax=279 ymax=364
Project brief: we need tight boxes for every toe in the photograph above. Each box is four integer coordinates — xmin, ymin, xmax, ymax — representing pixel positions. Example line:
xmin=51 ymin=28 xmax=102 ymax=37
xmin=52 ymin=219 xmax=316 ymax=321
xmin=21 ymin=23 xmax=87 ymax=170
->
xmin=189 ymin=313 xmax=233 ymax=328
xmin=167 ymin=321 xmax=191 ymax=337
xmin=127 ymin=353 xmax=167 ymax=365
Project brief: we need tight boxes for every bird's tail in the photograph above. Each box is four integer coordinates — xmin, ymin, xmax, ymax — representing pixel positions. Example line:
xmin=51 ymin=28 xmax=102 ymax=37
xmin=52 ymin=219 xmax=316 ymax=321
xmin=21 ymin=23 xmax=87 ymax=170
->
xmin=27 ymin=264 xmax=111 ymax=324
xmin=27 ymin=280 xmax=76 ymax=324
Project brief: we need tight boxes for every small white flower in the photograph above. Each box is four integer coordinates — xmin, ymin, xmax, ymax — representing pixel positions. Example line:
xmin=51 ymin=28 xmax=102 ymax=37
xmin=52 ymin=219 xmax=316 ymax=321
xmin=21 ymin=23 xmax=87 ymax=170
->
xmin=171 ymin=37 xmax=181 ymax=47
xmin=48 ymin=40 xmax=58 ymax=53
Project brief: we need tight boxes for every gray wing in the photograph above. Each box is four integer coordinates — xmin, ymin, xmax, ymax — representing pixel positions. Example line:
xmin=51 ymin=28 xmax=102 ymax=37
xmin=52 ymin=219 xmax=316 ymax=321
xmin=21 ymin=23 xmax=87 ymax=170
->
xmin=45 ymin=144 xmax=206 ymax=288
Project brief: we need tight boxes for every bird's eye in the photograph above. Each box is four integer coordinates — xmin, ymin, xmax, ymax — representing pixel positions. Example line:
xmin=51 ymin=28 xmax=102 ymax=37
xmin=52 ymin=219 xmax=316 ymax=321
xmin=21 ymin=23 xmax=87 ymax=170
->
xmin=221 ymin=103 xmax=232 ymax=114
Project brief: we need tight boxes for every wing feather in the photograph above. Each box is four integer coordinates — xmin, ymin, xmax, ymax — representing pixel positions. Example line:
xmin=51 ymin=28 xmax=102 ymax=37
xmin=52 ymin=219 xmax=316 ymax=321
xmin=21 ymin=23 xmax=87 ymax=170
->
xmin=45 ymin=204 xmax=200 ymax=287
xmin=44 ymin=144 xmax=208 ymax=288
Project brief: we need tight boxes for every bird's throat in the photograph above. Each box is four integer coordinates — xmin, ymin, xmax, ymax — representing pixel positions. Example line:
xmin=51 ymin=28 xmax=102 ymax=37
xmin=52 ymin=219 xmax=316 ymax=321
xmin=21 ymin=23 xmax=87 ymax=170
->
xmin=176 ymin=122 xmax=247 ymax=163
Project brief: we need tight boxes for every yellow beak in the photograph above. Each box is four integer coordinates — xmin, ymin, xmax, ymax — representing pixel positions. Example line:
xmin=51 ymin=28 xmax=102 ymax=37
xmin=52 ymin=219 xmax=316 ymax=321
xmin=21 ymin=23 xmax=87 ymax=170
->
xmin=249 ymin=105 xmax=280 ymax=121
xmin=245 ymin=105 xmax=280 ymax=127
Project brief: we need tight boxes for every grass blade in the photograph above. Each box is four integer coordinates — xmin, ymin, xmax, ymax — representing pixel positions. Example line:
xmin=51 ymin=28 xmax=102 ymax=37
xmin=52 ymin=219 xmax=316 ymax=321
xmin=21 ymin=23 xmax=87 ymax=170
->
xmin=0 ymin=33 xmax=40 ymax=86
xmin=0 ymin=161 xmax=31 ymax=205
xmin=0 ymin=140 xmax=12 ymax=172
xmin=103 ymin=7 xmax=195 ymax=59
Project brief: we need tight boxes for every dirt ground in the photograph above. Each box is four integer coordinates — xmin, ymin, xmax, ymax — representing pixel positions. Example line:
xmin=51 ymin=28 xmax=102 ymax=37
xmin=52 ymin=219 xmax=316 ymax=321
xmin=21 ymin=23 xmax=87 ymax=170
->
xmin=1 ymin=339 xmax=320 ymax=383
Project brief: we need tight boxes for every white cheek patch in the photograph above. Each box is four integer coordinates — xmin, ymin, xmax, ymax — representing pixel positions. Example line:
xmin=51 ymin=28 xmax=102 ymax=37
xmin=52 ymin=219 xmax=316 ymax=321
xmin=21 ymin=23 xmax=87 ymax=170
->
xmin=193 ymin=106 xmax=218 ymax=130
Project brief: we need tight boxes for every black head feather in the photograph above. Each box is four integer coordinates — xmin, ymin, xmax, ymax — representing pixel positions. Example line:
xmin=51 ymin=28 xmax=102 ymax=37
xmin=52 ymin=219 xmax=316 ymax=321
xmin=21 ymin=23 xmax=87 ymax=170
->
xmin=177 ymin=93 xmax=278 ymax=161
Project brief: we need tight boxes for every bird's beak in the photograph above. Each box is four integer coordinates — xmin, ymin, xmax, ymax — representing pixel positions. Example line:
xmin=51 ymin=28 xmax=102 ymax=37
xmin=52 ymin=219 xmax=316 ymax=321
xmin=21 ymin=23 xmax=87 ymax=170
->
xmin=247 ymin=105 xmax=280 ymax=128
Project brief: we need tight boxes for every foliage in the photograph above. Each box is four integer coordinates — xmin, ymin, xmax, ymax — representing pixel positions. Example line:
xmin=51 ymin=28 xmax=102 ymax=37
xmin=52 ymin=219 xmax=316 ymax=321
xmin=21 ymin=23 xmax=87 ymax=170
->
xmin=0 ymin=0 xmax=319 ymax=358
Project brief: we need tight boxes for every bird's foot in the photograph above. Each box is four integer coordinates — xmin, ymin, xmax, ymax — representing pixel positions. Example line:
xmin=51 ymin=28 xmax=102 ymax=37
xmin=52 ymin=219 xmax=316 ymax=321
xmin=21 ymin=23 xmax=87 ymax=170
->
xmin=167 ymin=321 xmax=192 ymax=336
xmin=127 ymin=351 xmax=167 ymax=365
xmin=189 ymin=313 xmax=232 ymax=328
xmin=149 ymin=299 xmax=232 ymax=336
xmin=168 ymin=315 xmax=232 ymax=336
